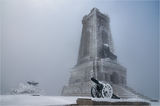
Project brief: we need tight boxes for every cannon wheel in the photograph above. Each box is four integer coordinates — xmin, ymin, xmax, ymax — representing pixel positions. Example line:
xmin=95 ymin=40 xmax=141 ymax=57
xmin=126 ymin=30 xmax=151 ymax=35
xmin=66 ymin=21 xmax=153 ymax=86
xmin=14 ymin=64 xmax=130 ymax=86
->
xmin=91 ymin=85 xmax=97 ymax=98
xmin=91 ymin=85 xmax=102 ymax=98
xmin=101 ymin=83 xmax=113 ymax=98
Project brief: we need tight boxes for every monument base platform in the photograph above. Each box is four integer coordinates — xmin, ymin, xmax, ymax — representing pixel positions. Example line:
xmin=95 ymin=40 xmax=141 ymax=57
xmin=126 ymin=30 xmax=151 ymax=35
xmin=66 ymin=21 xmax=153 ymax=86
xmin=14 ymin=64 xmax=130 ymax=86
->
xmin=70 ymin=98 xmax=150 ymax=106
xmin=62 ymin=83 xmax=151 ymax=100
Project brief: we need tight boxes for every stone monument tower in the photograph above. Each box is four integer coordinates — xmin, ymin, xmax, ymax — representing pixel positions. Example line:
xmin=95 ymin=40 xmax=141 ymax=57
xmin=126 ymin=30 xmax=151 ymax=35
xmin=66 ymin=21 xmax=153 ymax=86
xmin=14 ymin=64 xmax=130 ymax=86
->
xmin=62 ymin=8 xmax=148 ymax=99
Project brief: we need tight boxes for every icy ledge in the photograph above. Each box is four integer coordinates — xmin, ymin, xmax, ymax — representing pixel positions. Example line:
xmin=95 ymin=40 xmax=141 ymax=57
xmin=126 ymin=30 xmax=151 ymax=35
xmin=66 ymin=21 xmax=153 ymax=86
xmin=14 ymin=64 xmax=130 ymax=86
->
xmin=92 ymin=98 xmax=149 ymax=102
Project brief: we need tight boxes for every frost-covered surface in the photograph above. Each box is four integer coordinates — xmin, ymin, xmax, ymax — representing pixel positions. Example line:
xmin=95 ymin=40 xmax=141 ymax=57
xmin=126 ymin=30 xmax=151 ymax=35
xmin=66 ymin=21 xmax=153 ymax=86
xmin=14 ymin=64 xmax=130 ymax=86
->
xmin=92 ymin=98 xmax=149 ymax=102
xmin=151 ymin=101 xmax=160 ymax=106
xmin=10 ymin=82 xmax=44 ymax=95
xmin=0 ymin=95 xmax=78 ymax=106
xmin=0 ymin=95 xmax=159 ymax=106
xmin=92 ymin=98 xmax=160 ymax=106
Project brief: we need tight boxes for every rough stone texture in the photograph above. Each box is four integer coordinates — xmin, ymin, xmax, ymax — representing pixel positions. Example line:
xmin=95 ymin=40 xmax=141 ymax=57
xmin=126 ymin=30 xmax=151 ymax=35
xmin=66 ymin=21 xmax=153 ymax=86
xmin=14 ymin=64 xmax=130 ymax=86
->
xmin=61 ymin=8 xmax=149 ymax=100
xmin=73 ymin=98 xmax=151 ymax=106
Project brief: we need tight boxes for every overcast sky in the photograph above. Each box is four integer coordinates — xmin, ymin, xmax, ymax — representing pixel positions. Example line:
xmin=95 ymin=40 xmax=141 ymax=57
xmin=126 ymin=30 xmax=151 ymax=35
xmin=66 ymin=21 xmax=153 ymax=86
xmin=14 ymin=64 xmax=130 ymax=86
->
xmin=0 ymin=0 xmax=159 ymax=99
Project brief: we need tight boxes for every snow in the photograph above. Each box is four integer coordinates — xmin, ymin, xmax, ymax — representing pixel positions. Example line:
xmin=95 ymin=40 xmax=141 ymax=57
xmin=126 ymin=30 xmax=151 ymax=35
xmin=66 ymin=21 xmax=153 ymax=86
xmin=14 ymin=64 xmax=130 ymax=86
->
xmin=92 ymin=98 xmax=160 ymax=106
xmin=151 ymin=102 xmax=160 ymax=106
xmin=10 ymin=82 xmax=43 ymax=95
xmin=92 ymin=98 xmax=148 ymax=102
xmin=0 ymin=95 xmax=159 ymax=106
xmin=0 ymin=95 xmax=78 ymax=106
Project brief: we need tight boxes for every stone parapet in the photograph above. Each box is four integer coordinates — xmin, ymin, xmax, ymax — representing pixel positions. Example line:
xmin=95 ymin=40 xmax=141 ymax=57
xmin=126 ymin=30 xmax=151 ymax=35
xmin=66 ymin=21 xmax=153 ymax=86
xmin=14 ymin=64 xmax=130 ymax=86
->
xmin=70 ymin=98 xmax=151 ymax=106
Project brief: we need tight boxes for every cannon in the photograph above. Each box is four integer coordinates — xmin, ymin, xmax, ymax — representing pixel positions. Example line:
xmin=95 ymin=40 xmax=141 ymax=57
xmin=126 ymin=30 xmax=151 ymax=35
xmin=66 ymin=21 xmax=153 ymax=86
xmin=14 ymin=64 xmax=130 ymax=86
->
xmin=91 ymin=77 xmax=120 ymax=99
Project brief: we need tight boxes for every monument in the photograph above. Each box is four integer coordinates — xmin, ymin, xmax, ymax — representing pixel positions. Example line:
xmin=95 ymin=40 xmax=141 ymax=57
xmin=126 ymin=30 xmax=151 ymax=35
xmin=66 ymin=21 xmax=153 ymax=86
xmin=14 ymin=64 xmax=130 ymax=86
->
xmin=62 ymin=8 xmax=149 ymax=99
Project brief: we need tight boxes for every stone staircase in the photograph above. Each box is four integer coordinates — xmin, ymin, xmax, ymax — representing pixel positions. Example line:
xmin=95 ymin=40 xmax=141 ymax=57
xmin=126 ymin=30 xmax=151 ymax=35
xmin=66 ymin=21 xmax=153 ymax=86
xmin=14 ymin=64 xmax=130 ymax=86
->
xmin=125 ymin=86 xmax=152 ymax=100
xmin=112 ymin=85 xmax=138 ymax=99
xmin=112 ymin=84 xmax=151 ymax=100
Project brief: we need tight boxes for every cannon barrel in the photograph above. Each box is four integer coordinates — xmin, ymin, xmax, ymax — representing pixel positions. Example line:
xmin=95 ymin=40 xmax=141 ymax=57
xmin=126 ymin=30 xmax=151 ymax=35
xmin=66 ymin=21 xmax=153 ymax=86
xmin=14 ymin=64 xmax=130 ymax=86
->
xmin=91 ymin=77 xmax=99 ymax=85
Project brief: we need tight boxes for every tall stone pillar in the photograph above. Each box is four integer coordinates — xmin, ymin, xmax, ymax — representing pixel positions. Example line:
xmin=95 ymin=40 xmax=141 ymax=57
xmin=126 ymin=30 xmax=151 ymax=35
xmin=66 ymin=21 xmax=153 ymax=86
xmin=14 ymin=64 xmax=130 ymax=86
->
xmin=77 ymin=8 xmax=115 ymax=65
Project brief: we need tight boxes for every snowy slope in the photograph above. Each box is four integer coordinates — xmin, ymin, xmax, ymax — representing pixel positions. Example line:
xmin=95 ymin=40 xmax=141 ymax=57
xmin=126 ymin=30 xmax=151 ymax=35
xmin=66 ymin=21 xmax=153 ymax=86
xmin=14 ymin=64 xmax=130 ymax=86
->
xmin=0 ymin=95 xmax=159 ymax=106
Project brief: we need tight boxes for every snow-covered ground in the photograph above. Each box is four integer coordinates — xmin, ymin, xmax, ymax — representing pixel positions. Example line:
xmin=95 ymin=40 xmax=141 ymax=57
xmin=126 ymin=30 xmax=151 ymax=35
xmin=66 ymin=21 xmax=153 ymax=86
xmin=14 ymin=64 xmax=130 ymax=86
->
xmin=92 ymin=98 xmax=160 ymax=106
xmin=0 ymin=95 xmax=159 ymax=106
xmin=0 ymin=95 xmax=79 ymax=106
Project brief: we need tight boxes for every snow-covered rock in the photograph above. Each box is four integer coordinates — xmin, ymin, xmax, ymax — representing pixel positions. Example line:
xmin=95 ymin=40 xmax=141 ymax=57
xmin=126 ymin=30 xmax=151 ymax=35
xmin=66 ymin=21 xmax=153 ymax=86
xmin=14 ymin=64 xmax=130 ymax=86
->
xmin=10 ymin=82 xmax=44 ymax=95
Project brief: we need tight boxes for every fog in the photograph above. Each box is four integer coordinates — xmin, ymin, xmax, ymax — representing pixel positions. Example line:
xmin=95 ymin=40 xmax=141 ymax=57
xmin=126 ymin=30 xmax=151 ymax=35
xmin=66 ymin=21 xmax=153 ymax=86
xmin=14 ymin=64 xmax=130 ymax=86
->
xmin=0 ymin=0 xmax=159 ymax=99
